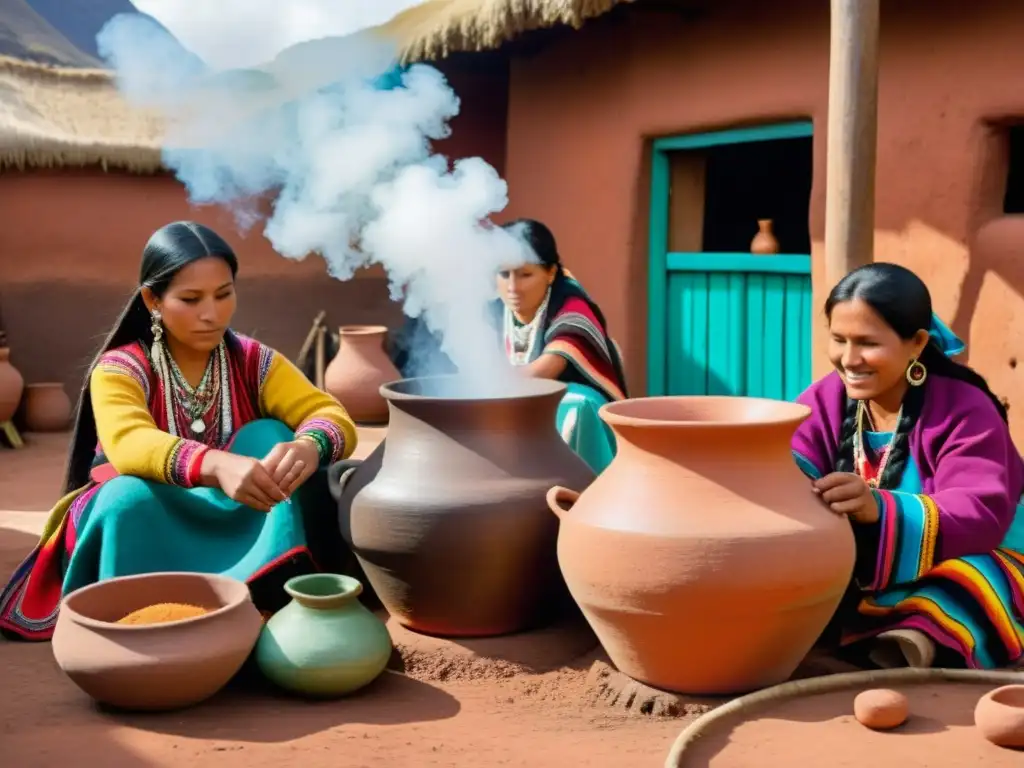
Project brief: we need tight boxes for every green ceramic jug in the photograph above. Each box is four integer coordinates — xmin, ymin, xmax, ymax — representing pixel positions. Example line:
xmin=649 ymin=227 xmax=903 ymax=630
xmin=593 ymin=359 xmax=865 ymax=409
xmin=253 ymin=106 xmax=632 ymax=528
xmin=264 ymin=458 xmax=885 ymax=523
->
xmin=256 ymin=573 xmax=392 ymax=697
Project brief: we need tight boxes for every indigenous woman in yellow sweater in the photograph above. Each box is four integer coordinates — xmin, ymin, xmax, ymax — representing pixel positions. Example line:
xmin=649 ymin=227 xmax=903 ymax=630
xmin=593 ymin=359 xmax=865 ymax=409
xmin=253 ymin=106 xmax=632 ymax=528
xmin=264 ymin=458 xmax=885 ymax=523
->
xmin=0 ymin=221 xmax=358 ymax=641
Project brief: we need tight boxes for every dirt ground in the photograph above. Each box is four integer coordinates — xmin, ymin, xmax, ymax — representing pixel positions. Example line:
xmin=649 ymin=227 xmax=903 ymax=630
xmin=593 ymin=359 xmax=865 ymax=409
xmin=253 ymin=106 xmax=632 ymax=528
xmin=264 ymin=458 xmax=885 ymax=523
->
xmin=0 ymin=432 xmax=688 ymax=768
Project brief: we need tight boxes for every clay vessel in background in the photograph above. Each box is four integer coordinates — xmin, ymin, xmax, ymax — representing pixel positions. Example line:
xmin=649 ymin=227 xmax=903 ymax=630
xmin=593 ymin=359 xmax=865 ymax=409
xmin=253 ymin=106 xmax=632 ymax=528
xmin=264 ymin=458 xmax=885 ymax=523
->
xmin=750 ymin=218 xmax=780 ymax=254
xmin=23 ymin=382 xmax=72 ymax=432
xmin=256 ymin=573 xmax=392 ymax=698
xmin=547 ymin=396 xmax=855 ymax=696
xmin=334 ymin=376 xmax=595 ymax=637
xmin=0 ymin=346 xmax=24 ymax=422
xmin=975 ymin=684 xmax=1024 ymax=748
xmin=52 ymin=572 xmax=263 ymax=711
xmin=323 ymin=325 xmax=400 ymax=424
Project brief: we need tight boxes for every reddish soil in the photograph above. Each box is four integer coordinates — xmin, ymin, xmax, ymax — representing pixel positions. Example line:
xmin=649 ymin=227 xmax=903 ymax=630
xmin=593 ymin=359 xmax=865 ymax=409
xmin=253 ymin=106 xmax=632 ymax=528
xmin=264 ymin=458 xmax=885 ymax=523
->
xmin=0 ymin=434 xmax=688 ymax=767
xmin=1 ymin=431 xmax=67 ymax=511
xmin=675 ymin=683 xmax=1023 ymax=766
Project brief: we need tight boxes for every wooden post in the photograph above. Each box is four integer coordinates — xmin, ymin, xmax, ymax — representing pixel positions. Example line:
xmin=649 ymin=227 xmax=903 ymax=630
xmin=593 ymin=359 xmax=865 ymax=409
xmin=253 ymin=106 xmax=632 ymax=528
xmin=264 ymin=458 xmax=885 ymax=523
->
xmin=824 ymin=0 xmax=881 ymax=288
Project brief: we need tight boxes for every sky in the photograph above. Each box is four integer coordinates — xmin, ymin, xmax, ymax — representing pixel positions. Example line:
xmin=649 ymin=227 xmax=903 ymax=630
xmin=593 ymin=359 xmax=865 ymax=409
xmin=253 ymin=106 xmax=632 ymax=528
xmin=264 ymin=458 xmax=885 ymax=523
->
xmin=129 ymin=0 xmax=424 ymax=69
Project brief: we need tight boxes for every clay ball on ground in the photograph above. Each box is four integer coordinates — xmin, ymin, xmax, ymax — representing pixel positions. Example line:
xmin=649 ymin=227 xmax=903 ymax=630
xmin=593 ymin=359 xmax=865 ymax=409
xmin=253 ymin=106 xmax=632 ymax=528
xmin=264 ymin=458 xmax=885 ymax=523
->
xmin=853 ymin=688 xmax=909 ymax=730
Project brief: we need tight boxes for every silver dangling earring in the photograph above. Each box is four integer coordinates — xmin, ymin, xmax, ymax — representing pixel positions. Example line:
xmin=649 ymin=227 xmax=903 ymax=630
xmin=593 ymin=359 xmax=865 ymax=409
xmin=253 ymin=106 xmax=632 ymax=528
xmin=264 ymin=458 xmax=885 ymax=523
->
xmin=150 ymin=309 xmax=163 ymax=344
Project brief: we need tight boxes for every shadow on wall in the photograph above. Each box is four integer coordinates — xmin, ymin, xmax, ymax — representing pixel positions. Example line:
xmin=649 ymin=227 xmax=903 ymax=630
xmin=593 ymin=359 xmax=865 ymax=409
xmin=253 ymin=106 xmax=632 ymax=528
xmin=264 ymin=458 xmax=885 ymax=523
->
xmin=0 ymin=275 xmax=404 ymax=402
xmin=932 ymin=120 xmax=1024 ymax=434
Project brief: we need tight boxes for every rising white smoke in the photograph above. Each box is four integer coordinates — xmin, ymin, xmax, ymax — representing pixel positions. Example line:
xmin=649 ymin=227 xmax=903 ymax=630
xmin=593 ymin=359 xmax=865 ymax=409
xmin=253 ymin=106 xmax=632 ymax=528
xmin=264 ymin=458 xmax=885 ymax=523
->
xmin=99 ymin=11 xmax=533 ymax=394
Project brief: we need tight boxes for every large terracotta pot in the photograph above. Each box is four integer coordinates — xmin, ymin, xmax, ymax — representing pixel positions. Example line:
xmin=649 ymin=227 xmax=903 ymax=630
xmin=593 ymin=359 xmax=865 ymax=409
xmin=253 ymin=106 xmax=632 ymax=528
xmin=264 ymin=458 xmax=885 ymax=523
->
xmin=546 ymin=396 xmax=855 ymax=695
xmin=52 ymin=572 xmax=263 ymax=711
xmin=332 ymin=376 xmax=595 ymax=637
xmin=0 ymin=346 xmax=24 ymax=422
xmin=23 ymin=382 xmax=72 ymax=432
xmin=323 ymin=325 xmax=400 ymax=424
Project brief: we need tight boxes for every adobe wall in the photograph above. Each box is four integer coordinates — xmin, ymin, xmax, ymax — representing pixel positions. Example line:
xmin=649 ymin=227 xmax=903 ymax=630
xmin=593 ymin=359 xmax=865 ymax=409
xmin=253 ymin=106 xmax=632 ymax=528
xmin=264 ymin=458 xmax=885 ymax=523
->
xmin=502 ymin=0 xmax=1024 ymax=439
xmin=0 ymin=59 xmax=508 ymax=401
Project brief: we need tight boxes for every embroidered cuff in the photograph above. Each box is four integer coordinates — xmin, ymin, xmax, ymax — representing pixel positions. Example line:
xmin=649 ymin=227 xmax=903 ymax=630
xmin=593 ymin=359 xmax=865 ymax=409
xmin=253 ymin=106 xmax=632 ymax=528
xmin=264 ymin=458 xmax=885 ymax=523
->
xmin=295 ymin=419 xmax=346 ymax=465
xmin=166 ymin=439 xmax=210 ymax=488
xmin=862 ymin=489 xmax=941 ymax=591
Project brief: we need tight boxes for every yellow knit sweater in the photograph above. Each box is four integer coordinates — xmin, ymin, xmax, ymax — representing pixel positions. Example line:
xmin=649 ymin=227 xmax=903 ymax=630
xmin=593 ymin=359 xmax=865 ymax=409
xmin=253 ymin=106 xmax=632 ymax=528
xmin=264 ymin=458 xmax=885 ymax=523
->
xmin=90 ymin=340 xmax=357 ymax=487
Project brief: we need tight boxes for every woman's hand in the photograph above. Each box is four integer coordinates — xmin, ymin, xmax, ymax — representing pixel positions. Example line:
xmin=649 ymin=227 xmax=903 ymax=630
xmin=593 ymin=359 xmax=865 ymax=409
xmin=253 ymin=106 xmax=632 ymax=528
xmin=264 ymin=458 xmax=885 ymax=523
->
xmin=261 ymin=438 xmax=320 ymax=497
xmin=813 ymin=472 xmax=880 ymax=524
xmin=200 ymin=451 xmax=287 ymax=513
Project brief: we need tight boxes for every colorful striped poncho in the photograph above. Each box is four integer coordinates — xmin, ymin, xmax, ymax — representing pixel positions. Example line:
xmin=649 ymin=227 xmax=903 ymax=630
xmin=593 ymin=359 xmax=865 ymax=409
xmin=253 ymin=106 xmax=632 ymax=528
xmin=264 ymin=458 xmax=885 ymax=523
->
xmin=0 ymin=330 xmax=355 ymax=641
xmin=792 ymin=371 xmax=1024 ymax=669
xmin=498 ymin=272 xmax=628 ymax=403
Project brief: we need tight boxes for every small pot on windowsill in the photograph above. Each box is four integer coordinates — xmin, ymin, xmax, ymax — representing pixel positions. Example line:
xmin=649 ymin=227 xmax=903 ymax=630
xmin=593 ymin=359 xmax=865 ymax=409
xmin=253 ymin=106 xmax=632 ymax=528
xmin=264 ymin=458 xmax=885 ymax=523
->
xmin=750 ymin=219 xmax=780 ymax=255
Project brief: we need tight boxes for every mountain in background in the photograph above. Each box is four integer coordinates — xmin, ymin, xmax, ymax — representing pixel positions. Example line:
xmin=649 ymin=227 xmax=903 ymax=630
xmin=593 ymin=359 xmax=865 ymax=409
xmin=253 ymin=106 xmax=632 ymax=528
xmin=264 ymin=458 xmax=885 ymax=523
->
xmin=0 ymin=0 xmax=183 ymax=67
xmin=0 ymin=0 xmax=102 ymax=66
xmin=26 ymin=0 xmax=137 ymax=59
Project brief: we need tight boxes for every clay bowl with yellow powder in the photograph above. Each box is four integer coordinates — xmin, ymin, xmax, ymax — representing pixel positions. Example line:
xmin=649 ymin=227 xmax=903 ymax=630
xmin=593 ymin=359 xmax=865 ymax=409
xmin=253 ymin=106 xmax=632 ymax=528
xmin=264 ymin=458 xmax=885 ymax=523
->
xmin=52 ymin=572 xmax=263 ymax=711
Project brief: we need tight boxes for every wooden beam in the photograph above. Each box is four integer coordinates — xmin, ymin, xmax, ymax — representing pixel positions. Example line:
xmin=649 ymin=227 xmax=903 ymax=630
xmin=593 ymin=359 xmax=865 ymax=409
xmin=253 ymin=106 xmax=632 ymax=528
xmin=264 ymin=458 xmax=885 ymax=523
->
xmin=824 ymin=0 xmax=881 ymax=288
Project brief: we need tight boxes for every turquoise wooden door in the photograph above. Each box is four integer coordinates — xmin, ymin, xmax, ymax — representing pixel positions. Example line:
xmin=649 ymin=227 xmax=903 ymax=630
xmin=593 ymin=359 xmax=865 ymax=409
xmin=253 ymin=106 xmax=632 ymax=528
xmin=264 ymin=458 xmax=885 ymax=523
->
xmin=663 ymin=253 xmax=811 ymax=400
xmin=647 ymin=123 xmax=814 ymax=401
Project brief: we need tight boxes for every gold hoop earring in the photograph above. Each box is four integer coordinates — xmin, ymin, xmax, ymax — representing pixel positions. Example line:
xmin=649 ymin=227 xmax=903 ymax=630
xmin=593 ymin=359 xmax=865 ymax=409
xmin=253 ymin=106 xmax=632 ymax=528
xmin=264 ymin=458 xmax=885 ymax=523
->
xmin=906 ymin=358 xmax=927 ymax=387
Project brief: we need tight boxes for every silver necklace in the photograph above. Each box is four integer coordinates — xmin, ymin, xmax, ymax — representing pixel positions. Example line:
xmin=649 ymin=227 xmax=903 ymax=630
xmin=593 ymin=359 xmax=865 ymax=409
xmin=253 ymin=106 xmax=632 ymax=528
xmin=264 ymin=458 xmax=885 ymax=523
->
xmin=168 ymin=352 xmax=217 ymax=435
xmin=504 ymin=289 xmax=551 ymax=366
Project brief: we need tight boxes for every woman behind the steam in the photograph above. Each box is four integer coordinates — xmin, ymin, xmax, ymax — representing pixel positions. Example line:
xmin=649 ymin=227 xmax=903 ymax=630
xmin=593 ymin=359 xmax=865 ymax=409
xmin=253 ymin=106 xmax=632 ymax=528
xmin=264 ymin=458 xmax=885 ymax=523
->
xmin=0 ymin=221 xmax=358 ymax=641
xmin=495 ymin=218 xmax=628 ymax=472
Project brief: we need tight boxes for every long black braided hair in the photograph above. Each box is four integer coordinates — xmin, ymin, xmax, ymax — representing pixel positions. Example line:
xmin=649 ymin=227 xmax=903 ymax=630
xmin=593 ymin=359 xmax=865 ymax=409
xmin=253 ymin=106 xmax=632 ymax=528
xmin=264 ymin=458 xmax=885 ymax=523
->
xmin=62 ymin=222 xmax=238 ymax=494
xmin=826 ymin=263 xmax=1007 ymax=489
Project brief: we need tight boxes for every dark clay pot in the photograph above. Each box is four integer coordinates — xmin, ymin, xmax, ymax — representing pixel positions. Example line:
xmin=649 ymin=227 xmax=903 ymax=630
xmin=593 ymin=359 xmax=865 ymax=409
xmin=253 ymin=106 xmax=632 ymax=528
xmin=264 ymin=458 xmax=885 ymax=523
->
xmin=331 ymin=376 xmax=595 ymax=638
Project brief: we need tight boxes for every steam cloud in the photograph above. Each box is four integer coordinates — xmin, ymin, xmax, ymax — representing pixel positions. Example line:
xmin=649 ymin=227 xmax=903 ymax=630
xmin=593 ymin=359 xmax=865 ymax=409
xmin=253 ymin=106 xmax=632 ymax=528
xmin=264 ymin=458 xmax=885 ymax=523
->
xmin=98 ymin=12 xmax=535 ymax=394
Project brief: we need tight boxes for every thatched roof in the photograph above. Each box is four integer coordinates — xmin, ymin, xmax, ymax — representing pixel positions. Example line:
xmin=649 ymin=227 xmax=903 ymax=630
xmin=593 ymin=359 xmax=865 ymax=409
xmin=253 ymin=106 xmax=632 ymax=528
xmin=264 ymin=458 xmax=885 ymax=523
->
xmin=0 ymin=0 xmax=630 ymax=175
xmin=0 ymin=55 xmax=164 ymax=173
xmin=379 ymin=0 xmax=632 ymax=62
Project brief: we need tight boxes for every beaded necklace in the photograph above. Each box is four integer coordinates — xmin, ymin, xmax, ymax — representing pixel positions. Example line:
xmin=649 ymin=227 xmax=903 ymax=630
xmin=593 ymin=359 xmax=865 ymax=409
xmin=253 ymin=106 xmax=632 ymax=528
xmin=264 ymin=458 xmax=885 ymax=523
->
xmin=151 ymin=339 xmax=233 ymax=444
xmin=853 ymin=399 xmax=902 ymax=488
xmin=504 ymin=288 xmax=551 ymax=366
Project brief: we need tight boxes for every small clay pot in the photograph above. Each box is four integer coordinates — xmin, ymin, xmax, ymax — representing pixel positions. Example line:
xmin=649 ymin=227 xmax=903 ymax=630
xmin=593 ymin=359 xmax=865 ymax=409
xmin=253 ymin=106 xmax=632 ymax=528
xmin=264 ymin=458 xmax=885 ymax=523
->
xmin=750 ymin=219 xmax=780 ymax=255
xmin=23 ymin=382 xmax=72 ymax=432
xmin=323 ymin=325 xmax=401 ymax=424
xmin=52 ymin=572 xmax=263 ymax=711
xmin=256 ymin=573 xmax=392 ymax=698
xmin=0 ymin=346 xmax=25 ymax=422
xmin=975 ymin=684 xmax=1024 ymax=748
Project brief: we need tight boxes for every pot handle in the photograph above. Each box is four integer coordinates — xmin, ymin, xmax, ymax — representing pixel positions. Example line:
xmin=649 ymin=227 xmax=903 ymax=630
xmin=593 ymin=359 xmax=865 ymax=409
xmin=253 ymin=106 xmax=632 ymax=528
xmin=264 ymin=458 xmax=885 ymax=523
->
xmin=546 ymin=486 xmax=580 ymax=520
xmin=327 ymin=458 xmax=363 ymax=502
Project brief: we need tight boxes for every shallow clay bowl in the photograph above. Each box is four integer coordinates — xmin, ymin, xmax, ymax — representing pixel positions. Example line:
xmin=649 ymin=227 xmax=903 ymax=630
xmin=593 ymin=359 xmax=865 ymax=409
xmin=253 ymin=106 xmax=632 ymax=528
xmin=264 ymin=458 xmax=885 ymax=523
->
xmin=52 ymin=572 xmax=263 ymax=712
xmin=975 ymin=684 xmax=1024 ymax=749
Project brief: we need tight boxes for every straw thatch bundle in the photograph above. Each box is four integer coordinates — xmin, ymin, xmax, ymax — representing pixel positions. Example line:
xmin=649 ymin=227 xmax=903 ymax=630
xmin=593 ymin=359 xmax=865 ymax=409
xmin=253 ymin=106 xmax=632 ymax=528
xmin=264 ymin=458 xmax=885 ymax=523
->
xmin=379 ymin=0 xmax=633 ymax=62
xmin=0 ymin=55 xmax=164 ymax=173
xmin=0 ymin=1 xmax=628 ymax=174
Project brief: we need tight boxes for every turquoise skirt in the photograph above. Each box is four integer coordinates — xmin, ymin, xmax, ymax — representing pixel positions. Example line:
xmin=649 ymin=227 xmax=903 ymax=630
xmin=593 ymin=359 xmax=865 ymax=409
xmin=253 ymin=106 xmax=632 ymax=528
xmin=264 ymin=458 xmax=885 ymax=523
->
xmin=556 ymin=383 xmax=617 ymax=474
xmin=62 ymin=419 xmax=341 ymax=615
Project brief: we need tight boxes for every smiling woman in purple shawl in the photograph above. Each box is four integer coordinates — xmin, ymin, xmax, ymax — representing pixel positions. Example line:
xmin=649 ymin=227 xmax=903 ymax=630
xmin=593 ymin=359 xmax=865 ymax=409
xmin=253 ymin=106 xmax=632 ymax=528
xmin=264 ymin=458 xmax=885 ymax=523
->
xmin=792 ymin=263 xmax=1024 ymax=670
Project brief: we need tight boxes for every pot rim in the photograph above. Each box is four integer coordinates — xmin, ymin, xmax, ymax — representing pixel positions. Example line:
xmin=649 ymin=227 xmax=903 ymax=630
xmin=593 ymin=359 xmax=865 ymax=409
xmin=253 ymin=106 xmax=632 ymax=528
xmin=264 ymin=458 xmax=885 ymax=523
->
xmin=60 ymin=571 xmax=252 ymax=632
xmin=338 ymin=324 xmax=388 ymax=336
xmin=599 ymin=395 xmax=812 ymax=428
xmin=980 ymin=683 xmax=1024 ymax=710
xmin=381 ymin=374 xmax=567 ymax=403
xmin=284 ymin=572 xmax=363 ymax=604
